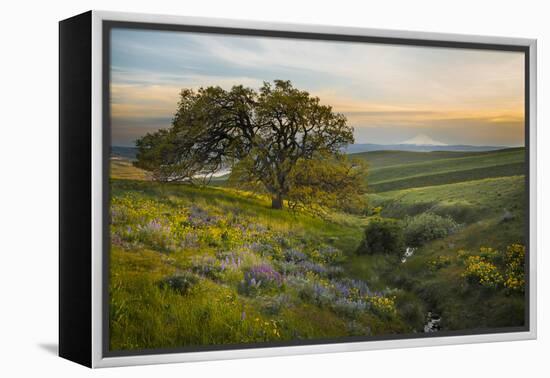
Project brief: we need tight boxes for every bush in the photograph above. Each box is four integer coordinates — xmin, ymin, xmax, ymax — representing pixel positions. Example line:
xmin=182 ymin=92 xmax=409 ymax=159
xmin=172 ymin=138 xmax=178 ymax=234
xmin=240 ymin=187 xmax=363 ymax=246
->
xmin=366 ymin=295 xmax=397 ymax=317
xmin=462 ymin=255 xmax=503 ymax=289
xmin=285 ymin=274 xmax=336 ymax=307
xmin=428 ymin=255 xmax=452 ymax=271
xmin=459 ymin=244 xmax=525 ymax=293
xmin=239 ymin=264 xmax=283 ymax=295
xmin=431 ymin=201 xmax=477 ymax=223
xmin=403 ymin=212 xmax=458 ymax=247
xmin=356 ymin=217 xmax=404 ymax=256
xmin=331 ymin=297 xmax=368 ymax=318
xmin=503 ymin=244 xmax=525 ymax=293
xmin=159 ymin=271 xmax=199 ymax=295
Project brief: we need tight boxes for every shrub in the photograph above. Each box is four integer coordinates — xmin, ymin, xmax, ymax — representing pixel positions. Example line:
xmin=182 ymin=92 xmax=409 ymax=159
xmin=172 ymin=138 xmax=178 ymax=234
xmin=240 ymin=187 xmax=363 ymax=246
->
xmin=356 ymin=217 xmax=404 ymax=256
xmin=332 ymin=278 xmax=371 ymax=300
xmin=462 ymin=255 xmax=503 ymax=289
xmin=331 ymin=297 xmax=368 ymax=318
xmin=286 ymin=274 xmax=335 ymax=306
xmin=136 ymin=219 xmax=175 ymax=252
xmin=275 ymin=261 xmax=300 ymax=276
xmin=240 ymin=264 xmax=283 ymax=295
xmin=460 ymin=244 xmax=525 ymax=293
xmin=258 ymin=294 xmax=292 ymax=315
xmin=403 ymin=212 xmax=459 ymax=247
xmin=284 ymin=248 xmax=307 ymax=262
xmin=159 ymin=271 xmax=199 ymax=295
xmin=504 ymin=244 xmax=525 ymax=293
xmin=366 ymin=295 xmax=397 ymax=317
xmin=428 ymin=255 xmax=452 ymax=271
xmin=431 ymin=201 xmax=477 ymax=223
xmin=316 ymin=245 xmax=344 ymax=264
xmin=191 ymin=255 xmax=222 ymax=279
xmin=297 ymin=260 xmax=327 ymax=276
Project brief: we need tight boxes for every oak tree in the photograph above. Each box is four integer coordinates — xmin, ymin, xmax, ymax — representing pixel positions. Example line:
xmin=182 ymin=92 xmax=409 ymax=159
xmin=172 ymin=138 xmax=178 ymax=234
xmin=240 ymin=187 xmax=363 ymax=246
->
xmin=135 ymin=80 xmax=366 ymax=210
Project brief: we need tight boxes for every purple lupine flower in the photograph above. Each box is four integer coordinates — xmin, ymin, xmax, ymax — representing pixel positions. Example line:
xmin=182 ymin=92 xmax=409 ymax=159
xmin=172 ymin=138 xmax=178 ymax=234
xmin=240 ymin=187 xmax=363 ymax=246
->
xmin=333 ymin=278 xmax=372 ymax=298
xmin=147 ymin=219 xmax=163 ymax=232
xmin=333 ymin=280 xmax=351 ymax=298
xmin=284 ymin=248 xmax=307 ymax=262
xmin=244 ymin=264 xmax=283 ymax=288
xmin=187 ymin=205 xmax=218 ymax=227
xmin=318 ymin=245 xmax=343 ymax=263
xmin=298 ymin=260 xmax=327 ymax=275
xmin=216 ymin=251 xmax=244 ymax=270
xmin=191 ymin=256 xmax=220 ymax=277
xmin=246 ymin=223 xmax=267 ymax=233
xmin=332 ymin=297 xmax=368 ymax=317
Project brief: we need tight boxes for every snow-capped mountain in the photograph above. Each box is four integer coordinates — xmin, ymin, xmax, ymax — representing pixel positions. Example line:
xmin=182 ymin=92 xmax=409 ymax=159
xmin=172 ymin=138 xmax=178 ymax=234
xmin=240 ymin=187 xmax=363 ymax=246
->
xmin=400 ymin=134 xmax=447 ymax=146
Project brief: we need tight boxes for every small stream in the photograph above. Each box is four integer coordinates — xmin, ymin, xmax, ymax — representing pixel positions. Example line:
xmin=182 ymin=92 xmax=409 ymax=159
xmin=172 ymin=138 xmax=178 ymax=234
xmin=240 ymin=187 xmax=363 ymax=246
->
xmin=400 ymin=247 xmax=442 ymax=333
xmin=423 ymin=311 xmax=441 ymax=333
xmin=401 ymin=247 xmax=416 ymax=263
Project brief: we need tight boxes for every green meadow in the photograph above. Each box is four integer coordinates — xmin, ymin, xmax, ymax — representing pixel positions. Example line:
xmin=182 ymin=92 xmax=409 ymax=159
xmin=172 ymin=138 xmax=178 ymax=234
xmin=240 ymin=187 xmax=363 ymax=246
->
xmin=109 ymin=147 xmax=527 ymax=351
xmin=358 ymin=147 xmax=525 ymax=192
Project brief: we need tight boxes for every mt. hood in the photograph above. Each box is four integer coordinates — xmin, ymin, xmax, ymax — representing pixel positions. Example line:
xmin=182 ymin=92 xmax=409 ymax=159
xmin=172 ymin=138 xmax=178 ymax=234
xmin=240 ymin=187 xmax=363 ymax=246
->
xmin=400 ymin=134 xmax=447 ymax=146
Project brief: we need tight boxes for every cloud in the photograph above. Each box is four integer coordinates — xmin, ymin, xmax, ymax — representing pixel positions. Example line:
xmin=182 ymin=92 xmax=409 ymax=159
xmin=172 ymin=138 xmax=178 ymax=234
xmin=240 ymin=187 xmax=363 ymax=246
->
xmin=109 ymin=28 xmax=525 ymax=147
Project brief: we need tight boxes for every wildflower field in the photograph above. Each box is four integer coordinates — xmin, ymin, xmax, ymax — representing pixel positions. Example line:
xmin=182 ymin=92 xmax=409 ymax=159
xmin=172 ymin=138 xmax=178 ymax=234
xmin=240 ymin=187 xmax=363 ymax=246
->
xmin=109 ymin=179 xmax=405 ymax=351
xmin=109 ymin=147 xmax=527 ymax=351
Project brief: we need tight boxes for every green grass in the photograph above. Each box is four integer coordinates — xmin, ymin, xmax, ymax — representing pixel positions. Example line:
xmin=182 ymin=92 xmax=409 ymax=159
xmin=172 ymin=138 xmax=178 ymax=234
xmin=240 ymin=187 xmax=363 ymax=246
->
xmin=359 ymin=175 xmax=527 ymax=331
xmin=369 ymin=162 xmax=524 ymax=192
xmin=110 ymin=179 xmax=364 ymax=253
xmin=109 ymin=150 xmax=527 ymax=350
xmin=352 ymin=147 xmax=523 ymax=169
xmin=369 ymin=175 xmax=526 ymax=224
xmin=355 ymin=148 xmax=525 ymax=192
xmin=109 ymin=178 xmax=409 ymax=351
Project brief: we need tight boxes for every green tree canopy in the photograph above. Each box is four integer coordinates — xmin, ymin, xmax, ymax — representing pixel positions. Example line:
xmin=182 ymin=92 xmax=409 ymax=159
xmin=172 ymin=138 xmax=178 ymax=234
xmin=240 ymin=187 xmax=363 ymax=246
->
xmin=135 ymin=80 xmax=367 ymax=210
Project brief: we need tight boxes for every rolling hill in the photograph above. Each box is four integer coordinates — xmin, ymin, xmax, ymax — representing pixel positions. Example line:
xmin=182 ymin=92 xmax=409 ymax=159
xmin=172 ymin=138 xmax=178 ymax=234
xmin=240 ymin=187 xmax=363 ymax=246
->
xmin=353 ymin=147 xmax=525 ymax=192
xmin=109 ymin=142 xmax=527 ymax=340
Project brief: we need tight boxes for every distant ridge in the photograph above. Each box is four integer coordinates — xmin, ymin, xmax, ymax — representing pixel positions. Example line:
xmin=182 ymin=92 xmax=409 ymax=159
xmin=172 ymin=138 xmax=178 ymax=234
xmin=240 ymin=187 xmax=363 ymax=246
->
xmin=111 ymin=146 xmax=138 ymax=161
xmin=343 ymin=143 xmax=509 ymax=154
xmin=113 ymin=144 xmax=510 ymax=158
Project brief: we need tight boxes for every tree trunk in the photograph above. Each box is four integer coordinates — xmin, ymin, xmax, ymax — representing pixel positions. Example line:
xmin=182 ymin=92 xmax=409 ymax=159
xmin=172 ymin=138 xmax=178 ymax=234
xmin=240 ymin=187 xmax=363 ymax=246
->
xmin=271 ymin=193 xmax=283 ymax=209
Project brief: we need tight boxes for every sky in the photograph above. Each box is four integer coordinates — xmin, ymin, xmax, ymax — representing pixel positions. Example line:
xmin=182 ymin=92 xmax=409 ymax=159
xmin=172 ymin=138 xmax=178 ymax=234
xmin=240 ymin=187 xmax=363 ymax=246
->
xmin=110 ymin=28 xmax=525 ymax=147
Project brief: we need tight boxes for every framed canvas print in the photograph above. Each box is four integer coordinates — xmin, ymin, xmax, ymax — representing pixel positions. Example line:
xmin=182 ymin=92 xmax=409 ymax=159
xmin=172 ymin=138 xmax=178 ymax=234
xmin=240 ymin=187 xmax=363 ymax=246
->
xmin=59 ymin=10 xmax=537 ymax=368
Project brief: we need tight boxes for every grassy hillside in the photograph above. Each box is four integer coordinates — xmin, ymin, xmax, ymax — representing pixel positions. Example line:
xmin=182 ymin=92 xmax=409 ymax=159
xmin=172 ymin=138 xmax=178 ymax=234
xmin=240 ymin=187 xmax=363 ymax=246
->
xmin=108 ymin=149 xmax=527 ymax=350
xmin=354 ymin=148 xmax=525 ymax=192
xmin=369 ymin=175 xmax=526 ymax=223
xmin=110 ymin=157 xmax=150 ymax=180
xmin=109 ymin=179 xmax=411 ymax=351
xmin=370 ymin=162 xmax=524 ymax=192
xmin=352 ymin=147 xmax=522 ymax=169
xmin=360 ymin=175 xmax=526 ymax=330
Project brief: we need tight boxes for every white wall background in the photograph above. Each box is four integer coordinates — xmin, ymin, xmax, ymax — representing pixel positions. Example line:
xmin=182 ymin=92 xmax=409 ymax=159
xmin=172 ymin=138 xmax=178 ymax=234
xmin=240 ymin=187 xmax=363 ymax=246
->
xmin=0 ymin=0 xmax=547 ymax=376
